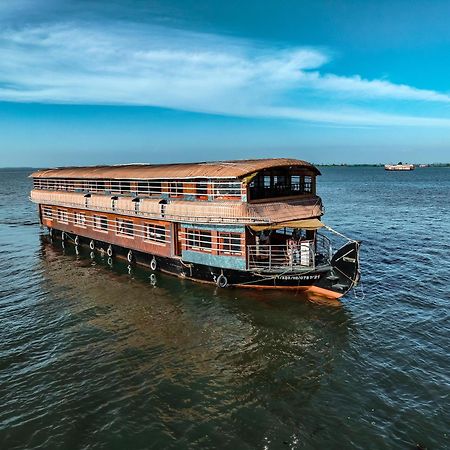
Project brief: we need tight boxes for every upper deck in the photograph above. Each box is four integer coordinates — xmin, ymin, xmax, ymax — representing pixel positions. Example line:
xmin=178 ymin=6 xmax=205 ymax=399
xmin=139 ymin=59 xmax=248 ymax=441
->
xmin=30 ymin=158 xmax=320 ymax=202
xmin=30 ymin=158 xmax=323 ymax=225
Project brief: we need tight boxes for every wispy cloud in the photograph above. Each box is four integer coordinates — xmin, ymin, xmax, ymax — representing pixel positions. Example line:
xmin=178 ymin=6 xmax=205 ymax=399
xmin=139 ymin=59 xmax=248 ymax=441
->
xmin=1 ymin=20 xmax=450 ymax=126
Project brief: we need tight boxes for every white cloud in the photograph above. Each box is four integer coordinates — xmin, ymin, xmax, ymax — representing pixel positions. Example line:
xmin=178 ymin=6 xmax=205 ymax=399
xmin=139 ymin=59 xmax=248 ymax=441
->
xmin=300 ymin=72 xmax=450 ymax=102
xmin=1 ymin=21 xmax=450 ymax=126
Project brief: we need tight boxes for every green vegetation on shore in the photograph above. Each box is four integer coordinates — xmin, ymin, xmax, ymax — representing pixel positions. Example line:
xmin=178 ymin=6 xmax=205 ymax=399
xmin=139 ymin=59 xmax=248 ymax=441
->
xmin=315 ymin=163 xmax=450 ymax=167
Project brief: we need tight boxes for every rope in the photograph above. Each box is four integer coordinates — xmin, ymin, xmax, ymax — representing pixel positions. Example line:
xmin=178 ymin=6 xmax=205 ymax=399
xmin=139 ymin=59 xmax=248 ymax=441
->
xmin=323 ymin=225 xmax=358 ymax=243
xmin=333 ymin=265 xmax=357 ymax=284
xmin=352 ymin=280 xmax=366 ymax=300
xmin=180 ymin=259 xmax=193 ymax=277
xmin=62 ymin=231 xmax=76 ymax=244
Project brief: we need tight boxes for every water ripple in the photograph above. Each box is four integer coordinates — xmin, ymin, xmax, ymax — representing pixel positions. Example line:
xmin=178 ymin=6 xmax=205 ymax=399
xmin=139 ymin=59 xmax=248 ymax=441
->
xmin=0 ymin=168 xmax=449 ymax=449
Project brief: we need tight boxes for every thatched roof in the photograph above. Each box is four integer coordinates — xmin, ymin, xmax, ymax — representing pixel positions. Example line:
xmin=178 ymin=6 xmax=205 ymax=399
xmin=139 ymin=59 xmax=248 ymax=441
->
xmin=30 ymin=158 xmax=320 ymax=180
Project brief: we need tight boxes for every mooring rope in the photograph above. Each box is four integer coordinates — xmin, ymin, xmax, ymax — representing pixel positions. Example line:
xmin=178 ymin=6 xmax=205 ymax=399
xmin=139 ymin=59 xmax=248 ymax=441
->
xmin=323 ymin=224 xmax=358 ymax=243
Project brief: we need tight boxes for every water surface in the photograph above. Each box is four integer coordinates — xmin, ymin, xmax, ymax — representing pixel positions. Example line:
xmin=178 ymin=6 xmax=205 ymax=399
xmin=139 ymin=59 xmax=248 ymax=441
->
xmin=0 ymin=167 xmax=449 ymax=449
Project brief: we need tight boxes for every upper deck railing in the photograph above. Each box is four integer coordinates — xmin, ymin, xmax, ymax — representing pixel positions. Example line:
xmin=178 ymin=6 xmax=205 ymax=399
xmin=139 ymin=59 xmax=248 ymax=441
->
xmin=33 ymin=178 xmax=244 ymax=200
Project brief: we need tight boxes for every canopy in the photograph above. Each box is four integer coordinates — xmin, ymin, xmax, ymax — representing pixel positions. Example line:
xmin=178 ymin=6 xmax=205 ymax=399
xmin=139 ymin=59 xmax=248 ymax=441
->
xmin=250 ymin=218 xmax=324 ymax=232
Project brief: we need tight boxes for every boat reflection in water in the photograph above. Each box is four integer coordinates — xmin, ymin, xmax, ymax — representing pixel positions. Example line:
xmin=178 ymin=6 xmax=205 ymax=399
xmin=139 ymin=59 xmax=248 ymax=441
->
xmin=39 ymin=233 xmax=353 ymax=359
xmin=35 ymin=235 xmax=356 ymax=446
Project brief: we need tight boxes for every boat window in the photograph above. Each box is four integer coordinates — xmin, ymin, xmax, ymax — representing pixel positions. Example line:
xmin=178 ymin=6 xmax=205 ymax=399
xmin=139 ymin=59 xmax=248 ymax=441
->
xmin=291 ymin=175 xmax=300 ymax=192
xmin=249 ymin=170 xmax=315 ymax=200
xmin=219 ymin=232 xmax=242 ymax=255
xmin=116 ymin=218 xmax=134 ymax=237
xmin=214 ymin=182 xmax=241 ymax=197
xmin=57 ymin=209 xmax=68 ymax=224
xmin=186 ymin=229 xmax=212 ymax=251
xmin=93 ymin=215 xmax=108 ymax=231
xmin=169 ymin=181 xmax=183 ymax=196
xmin=137 ymin=181 xmax=149 ymax=196
xmin=145 ymin=223 xmax=167 ymax=243
xmin=120 ymin=180 xmax=131 ymax=195
xmin=196 ymin=180 xmax=208 ymax=197
xmin=150 ymin=181 xmax=162 ymax=195
xmin=74 ymin=212 xmax=86 ymax=227
xmin=42 ymin=206 xmax=53 ymax=220
xmin=110 ymin=180 xmax=121 ymax=194
xmin=84 ymin=180 xmax=92 ymax=192
xmin=96 ymin=180 xmax=106 ymax=192
xmin=304 ymin=176 xmax=312 ymax=193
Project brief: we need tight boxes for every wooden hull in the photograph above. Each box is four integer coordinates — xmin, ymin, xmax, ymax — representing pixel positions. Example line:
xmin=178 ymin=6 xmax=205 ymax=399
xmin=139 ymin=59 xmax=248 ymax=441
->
xmin=47 ymin=227 xmax=360 ymax=301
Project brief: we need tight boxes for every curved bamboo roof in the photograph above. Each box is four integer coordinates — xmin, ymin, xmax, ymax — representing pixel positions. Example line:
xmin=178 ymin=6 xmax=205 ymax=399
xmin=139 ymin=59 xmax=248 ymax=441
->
xmin=30 ymin=158 xmax=320 ymax=180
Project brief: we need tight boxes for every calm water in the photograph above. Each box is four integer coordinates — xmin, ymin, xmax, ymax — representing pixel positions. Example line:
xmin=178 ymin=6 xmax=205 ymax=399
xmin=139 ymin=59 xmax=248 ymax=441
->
xmin=0 ymin=167 xmax=449 ymax=450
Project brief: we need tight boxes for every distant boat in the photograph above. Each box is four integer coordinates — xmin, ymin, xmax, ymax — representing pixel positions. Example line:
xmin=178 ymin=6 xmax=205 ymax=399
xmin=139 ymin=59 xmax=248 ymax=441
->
xmin=384 ymin=162 xmax=415 ymax=171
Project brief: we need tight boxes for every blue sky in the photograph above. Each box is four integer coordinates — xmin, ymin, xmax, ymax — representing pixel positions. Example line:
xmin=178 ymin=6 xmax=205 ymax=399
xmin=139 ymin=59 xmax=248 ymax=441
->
xmin=1 ymin=0 xmax=450 ymax=166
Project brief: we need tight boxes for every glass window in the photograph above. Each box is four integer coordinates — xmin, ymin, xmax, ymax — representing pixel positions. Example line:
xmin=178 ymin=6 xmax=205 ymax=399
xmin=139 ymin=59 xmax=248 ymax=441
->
xmin=291 ymin=175 xmax=300 ymax=191
xmin=304 ymin=176 xmax=312 ymax=193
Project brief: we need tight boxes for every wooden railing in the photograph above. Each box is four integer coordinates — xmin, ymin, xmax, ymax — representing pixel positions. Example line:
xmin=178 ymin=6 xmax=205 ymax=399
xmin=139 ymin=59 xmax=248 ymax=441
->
xmin=30 ymin=194 xmax=269 ymax=225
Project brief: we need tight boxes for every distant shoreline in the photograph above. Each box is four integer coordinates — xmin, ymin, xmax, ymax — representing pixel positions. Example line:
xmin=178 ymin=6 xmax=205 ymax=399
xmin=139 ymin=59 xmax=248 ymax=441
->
xmin=315 ymin=163 xmax=450 ymax=167
xmin=1 ymin=163 xmax=450 ymax=170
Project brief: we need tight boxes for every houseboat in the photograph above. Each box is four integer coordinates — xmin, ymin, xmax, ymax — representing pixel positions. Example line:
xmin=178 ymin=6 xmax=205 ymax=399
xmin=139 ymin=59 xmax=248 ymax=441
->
xmin=384 ymin=162 xmax=415 ymax=171
xmin=30 ymin=158 xmax=361 ymax=300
